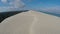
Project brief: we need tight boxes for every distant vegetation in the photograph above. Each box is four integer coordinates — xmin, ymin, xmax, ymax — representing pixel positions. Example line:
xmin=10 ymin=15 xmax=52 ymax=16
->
xmin=0 ymin=10 xmax=28 ymax=23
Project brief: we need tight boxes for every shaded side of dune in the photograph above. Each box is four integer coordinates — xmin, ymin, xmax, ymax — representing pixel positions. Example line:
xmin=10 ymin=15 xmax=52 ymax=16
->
xmin=0 ymin=10 xmax=28 ymax=23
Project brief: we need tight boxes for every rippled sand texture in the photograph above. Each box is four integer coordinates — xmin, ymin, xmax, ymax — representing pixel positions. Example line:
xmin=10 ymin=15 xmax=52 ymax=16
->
xmin=0 ymin=10 xmax=60 ymax=34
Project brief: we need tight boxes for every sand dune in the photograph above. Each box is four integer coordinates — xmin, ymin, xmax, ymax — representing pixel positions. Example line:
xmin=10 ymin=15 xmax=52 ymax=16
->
xmin=0 ymin=10 xmax=60 ymax=34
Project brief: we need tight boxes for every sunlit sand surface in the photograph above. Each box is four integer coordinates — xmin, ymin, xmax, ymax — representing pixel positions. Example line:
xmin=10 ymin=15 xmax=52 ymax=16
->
xmin=0 ymin=10 xmax=60 ymax=34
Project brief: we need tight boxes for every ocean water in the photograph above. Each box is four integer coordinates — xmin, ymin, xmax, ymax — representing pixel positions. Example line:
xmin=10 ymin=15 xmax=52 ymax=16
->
xmin=39 ymin=11 xmax=60 ymax=17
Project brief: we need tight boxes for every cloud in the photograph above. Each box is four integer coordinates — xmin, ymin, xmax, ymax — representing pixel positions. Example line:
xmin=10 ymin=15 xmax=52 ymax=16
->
xmin=1 ymin=0 xmax=25 ymax=8
xmin=9 ymin=0 xmax=25 ymax=8
xmin=1 ymin=0 xmax=7 ymax=3
xmin=40 ymin=6 xmax=60 ymax=14
xmin=0 ymin=0 xmax=26 ymax=12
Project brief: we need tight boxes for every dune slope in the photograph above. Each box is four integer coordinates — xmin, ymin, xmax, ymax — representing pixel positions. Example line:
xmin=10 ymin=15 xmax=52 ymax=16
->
xmin=0 ymin=10 xmax=60 ymax=34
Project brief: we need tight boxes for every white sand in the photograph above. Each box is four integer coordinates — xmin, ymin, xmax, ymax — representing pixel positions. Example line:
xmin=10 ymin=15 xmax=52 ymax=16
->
xmin=0 ymin=10 xmax=60 ymax=34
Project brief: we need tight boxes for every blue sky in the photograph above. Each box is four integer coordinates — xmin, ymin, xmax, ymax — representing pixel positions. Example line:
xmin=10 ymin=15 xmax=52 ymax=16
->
xmin=22 ymin=0 xmax=60 ymax=14
xmin=0 ymin=0 xmax=60 ymax=14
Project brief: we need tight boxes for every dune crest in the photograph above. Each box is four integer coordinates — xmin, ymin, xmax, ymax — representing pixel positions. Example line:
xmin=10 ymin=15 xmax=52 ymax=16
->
xmin=0 ymin=10 xmax=60 ymax=34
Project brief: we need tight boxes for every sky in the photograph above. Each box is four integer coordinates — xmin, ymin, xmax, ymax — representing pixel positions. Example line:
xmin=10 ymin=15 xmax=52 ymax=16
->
xmin=0 ymin=0 xmax=60 ymax=14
